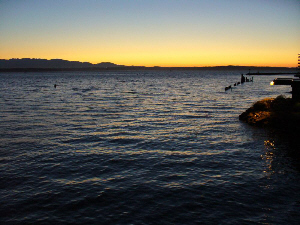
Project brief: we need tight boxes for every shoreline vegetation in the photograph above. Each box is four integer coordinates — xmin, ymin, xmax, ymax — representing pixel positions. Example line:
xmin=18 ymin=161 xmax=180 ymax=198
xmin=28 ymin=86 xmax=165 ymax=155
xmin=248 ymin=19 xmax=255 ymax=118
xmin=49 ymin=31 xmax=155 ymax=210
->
xmin=239 ymin=95 xmax=300 ymax=132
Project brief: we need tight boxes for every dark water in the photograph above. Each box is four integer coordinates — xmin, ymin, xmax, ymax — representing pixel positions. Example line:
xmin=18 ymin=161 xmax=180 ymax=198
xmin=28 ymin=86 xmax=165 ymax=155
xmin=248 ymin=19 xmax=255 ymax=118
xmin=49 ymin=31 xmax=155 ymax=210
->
xmin=0 ymin=70 xmax=299 ymax=224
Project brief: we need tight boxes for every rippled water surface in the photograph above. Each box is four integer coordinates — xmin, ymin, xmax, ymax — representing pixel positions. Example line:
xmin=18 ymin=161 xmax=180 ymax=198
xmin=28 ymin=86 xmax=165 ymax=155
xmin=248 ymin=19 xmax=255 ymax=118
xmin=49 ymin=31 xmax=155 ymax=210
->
xmin=1 ymin=70 xmax=299 ymax=224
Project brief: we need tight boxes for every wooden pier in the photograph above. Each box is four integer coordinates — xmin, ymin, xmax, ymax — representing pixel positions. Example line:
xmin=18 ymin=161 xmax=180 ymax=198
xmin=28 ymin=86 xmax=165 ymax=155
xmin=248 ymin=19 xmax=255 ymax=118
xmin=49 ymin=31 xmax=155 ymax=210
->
xmin=271 ymin=78 xmax=300 ymax=101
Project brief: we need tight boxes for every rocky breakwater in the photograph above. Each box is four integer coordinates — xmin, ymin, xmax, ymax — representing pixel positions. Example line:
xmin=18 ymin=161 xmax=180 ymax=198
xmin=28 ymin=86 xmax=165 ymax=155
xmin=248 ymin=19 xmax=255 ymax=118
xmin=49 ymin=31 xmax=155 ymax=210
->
xmin=239 ymin=95 xmax=300 ymax=132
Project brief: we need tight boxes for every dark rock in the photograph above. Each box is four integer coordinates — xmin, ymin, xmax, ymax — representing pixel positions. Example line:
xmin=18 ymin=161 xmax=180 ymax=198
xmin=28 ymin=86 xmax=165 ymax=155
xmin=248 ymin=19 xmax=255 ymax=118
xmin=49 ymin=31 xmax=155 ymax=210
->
xmin=239 ymin=95 xmax=300 ymax=132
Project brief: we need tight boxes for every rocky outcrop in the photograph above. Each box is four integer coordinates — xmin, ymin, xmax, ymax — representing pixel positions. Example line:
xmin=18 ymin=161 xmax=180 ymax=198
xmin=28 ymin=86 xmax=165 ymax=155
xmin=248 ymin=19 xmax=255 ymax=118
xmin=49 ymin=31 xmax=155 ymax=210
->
xmin=239 ymin=95 xmax=300 ymax=132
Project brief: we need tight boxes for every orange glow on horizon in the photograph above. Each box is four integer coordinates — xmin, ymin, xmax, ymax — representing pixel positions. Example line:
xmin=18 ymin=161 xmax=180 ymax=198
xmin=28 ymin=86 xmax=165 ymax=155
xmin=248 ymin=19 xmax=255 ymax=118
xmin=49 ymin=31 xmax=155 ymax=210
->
xmin=1 ymin=27 xmax=298 ymax=68
xmin=0 ymin=46 xmax=298 ymax=68
xmin=1 ymin=1 xmax=299 ymax=68
xmin=0 ymin=56 xmax=297 ymax=68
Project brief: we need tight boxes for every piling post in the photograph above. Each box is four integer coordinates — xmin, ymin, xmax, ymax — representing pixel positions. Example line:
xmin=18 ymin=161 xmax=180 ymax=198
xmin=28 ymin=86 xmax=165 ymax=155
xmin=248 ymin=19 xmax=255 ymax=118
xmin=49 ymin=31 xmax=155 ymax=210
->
xmin=292 ymin=80 xmax=300 ymax=102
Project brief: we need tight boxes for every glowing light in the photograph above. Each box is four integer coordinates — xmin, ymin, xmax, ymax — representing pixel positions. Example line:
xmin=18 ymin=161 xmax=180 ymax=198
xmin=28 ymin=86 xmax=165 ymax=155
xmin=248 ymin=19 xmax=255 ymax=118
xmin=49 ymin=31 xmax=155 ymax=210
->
xmin=270 ymin=81 xmax=274 ymax=86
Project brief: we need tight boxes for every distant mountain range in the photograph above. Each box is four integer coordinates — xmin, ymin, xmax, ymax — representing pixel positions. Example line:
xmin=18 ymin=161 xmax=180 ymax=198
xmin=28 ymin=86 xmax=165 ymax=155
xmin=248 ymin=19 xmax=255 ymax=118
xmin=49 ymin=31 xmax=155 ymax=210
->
xmin=0 ymin=58 xmax=124 ymax=69
xmin=0 ymin=58 xmax=299 ymax=72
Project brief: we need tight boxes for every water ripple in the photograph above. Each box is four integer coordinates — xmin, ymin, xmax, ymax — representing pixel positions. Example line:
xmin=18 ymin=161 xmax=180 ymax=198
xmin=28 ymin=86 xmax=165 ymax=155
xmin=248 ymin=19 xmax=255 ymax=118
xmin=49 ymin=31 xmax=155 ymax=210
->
xmin=0 ymin=71 xmax=299 ymax=224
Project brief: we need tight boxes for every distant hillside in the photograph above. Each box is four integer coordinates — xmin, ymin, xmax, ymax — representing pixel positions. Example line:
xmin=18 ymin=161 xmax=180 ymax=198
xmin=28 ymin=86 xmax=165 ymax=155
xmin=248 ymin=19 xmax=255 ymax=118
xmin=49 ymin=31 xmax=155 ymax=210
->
xmin=0 ymin=58 xmax=124 ymax=69
xmin=0 ymin=58 xmax=299 ymax=72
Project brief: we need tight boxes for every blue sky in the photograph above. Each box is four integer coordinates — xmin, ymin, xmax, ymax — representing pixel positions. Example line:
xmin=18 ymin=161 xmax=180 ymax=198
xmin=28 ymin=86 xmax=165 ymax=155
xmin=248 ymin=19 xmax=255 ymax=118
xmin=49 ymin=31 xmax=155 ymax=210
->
xmin=1 ymin=0 xmax=299 ymax=66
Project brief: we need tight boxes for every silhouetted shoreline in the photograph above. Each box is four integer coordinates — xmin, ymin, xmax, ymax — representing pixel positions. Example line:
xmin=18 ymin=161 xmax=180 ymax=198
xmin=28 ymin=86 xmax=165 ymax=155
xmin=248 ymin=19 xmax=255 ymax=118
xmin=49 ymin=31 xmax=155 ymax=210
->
xmin=1 ymin=66 xmax=299 ymax=73
xmin=0 ymin=67 xmax=147 ymax=72
xmin=0 ymin=58 xmax=299 ymax=73
xmin=246 ymin=72 xmax=298 ymax=75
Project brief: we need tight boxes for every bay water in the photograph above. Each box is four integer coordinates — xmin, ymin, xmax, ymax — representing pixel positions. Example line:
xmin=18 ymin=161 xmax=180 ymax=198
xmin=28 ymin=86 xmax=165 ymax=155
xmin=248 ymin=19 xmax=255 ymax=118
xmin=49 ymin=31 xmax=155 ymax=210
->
xmin=0 ymin=70 xmax=299 ymax=224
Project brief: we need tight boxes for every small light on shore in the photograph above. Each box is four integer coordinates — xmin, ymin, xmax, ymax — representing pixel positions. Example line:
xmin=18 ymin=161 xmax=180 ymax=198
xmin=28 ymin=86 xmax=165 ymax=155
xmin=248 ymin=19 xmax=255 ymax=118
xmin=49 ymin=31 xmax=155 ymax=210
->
xmin=270 ymin=81 xmax=274 ymax=85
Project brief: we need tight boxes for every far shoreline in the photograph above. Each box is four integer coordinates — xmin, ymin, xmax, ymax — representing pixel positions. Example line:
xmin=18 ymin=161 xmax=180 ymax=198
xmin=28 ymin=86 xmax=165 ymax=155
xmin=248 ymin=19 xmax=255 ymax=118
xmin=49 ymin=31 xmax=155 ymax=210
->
xmin=0 ymin=66 xmax=298 ymax=73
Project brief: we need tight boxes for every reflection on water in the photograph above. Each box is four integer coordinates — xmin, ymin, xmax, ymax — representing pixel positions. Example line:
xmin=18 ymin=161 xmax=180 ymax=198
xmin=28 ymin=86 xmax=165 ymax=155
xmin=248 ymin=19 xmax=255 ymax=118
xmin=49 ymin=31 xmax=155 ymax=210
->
xmin=0 ymin=71 xmax=300 ymax=224
xmin=262 ymin=128 xmax=300 ymax=176
xmin=263 ymin=140 xmax=275 ymax=174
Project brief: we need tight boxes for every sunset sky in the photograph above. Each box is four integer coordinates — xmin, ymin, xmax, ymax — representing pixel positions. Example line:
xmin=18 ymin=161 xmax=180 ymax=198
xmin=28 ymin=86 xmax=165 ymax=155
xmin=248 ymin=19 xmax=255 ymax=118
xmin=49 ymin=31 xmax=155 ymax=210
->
xmin=1 ymin=0 xmax=299 ymax=67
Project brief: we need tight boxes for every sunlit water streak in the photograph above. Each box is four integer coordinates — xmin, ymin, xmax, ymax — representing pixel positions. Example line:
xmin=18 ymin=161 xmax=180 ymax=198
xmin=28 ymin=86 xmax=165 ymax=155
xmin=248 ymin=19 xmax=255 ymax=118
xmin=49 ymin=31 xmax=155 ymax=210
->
xmin=0 ymin=70 xmax=299 ymax=224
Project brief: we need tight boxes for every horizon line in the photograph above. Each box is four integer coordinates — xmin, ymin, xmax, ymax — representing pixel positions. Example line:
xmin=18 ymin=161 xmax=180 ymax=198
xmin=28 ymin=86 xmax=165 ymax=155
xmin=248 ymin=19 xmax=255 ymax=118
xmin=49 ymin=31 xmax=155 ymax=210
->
xmin=0 ymin=57 xmax=298 ymax=68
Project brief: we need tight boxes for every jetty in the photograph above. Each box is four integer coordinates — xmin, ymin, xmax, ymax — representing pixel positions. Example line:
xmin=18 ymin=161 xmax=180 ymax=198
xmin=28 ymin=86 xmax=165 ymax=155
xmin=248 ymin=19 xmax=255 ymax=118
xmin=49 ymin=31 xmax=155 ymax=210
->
xmin=246 ymin=54 xmax=300 ymax=76
xmin=269 ymin=55 xmax=300 ymax=101
xmin=270 ymin=78 xmax=300 ymax=101
xmin=239 ymin=55 xmax=300 ymax=159
xmin=224 ymin=74 xmax=252 ymax=91
xmin=246 ymin=72 xmax=297 ymax=76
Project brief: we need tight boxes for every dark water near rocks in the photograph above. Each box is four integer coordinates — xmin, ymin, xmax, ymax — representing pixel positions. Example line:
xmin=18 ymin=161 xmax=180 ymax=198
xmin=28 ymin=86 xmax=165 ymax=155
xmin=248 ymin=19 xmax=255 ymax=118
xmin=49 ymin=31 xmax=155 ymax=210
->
xmin=0 ymin=70 xmax=299 ymax=224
